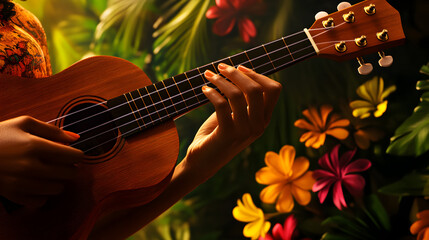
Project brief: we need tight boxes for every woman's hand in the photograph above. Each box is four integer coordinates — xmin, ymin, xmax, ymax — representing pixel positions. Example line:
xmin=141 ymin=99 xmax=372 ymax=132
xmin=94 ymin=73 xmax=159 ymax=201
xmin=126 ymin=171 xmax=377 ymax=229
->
xmin=0 ymin=116 xmax=84 ymax=208
xmin=184 ymin=63 xmax=282 ymax=181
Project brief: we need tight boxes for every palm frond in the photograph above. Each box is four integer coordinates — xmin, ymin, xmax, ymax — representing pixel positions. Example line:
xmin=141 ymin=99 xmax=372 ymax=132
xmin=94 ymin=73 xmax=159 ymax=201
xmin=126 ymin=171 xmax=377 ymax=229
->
xmin=152 ymin=0 xmax=211 ymax=80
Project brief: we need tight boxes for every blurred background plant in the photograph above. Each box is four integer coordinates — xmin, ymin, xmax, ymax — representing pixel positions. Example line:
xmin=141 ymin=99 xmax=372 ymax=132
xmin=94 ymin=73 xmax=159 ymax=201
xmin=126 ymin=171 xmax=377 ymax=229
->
xmin=18 ymin=0 xmax=429 ymax=239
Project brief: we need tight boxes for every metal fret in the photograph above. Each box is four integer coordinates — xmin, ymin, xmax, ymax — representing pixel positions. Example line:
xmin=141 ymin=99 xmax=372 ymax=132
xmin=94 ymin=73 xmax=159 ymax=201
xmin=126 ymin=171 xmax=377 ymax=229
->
xmin=161 ymin=80 xmax=178 ymax=114
xmin=172 ymin=76 xmax=189 ymax=109
xmin=153 ymin=83 xmax=171 ymax=118
xmin=137 ymin=88 xmax=155 ymax=124
xmin=244 ymin=50 xmax=255 ymax=70
xmin=123 ymin=93 xmax=142 ymax=130
xmin=262 ymin=44 xmax=276 ymax=69
xmin=282 ymin=37 xmax=295 ymax=60
xmin=184 ymin=72 xmax=201 ymax=103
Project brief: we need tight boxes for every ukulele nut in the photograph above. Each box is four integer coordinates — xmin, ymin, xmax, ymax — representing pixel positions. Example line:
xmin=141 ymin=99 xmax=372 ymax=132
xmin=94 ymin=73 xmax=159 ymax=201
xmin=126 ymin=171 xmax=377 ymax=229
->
xmin=376 ymin=29 xmax=389 ymax=41
xmin=335 ymin=41 xmax=347 ymax=53
xmin=364 ymin=4 xmax=376 ymax=15
xmin=322 ymin=17 xmax=335 ymax=28
xmin=343 ymin=11 xmax=355 ymax=23
xmin=355 ymin=35 xmax=367 ymax=47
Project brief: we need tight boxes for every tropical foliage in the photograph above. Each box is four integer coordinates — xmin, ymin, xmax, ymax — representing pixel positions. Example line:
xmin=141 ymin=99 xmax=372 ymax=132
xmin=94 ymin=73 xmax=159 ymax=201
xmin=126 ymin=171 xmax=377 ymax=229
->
xmin=20 ymin=0 xmax=429 ymax=239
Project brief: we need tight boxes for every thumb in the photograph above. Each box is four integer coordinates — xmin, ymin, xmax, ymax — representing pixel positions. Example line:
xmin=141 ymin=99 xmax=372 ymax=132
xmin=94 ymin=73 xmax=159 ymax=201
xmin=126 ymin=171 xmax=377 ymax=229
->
xmin=18 ymin=116 xmax=80 ymax=143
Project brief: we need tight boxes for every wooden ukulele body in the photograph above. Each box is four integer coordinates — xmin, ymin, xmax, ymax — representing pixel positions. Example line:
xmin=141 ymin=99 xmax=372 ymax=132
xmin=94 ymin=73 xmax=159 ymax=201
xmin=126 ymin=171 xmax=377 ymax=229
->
xmin=0 ymin=56 xmax=179 ymax=239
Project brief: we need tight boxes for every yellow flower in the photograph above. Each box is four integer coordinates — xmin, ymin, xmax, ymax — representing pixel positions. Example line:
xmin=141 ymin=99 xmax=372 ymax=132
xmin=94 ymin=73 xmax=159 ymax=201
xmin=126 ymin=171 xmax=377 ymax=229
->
xmin=410 ymin=210 xmax=429 ymax=240
xmin=232 ymin=193 xmax=271 ymax=239
xmin=350 ymin=76 xmax=396 ymax=119
xmin=255 ymin=145 xmax=315 ymax=213
xmin=294 ymin=105 xmax=350 ymax=149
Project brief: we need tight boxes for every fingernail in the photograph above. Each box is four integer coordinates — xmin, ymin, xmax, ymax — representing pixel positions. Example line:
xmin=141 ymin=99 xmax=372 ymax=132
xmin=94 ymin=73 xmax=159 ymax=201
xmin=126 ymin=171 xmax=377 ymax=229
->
xmin=64 ymin=131 xmax=80 ymax=140
xmin=202 ymin=85 xmax=211 ymax=92
xmin=204 ymin=70 xmax=215 ymax=78
xmin=238 ymin=65 xmax=252 ymax=72
xmin=218 ymin=63 xmax=229 ymax=70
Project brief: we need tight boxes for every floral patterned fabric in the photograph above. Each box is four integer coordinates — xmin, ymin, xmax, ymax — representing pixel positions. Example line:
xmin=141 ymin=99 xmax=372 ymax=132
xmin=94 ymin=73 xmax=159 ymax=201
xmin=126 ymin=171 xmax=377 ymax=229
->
xmin=0 ymin=2 xmax=51 ymax=78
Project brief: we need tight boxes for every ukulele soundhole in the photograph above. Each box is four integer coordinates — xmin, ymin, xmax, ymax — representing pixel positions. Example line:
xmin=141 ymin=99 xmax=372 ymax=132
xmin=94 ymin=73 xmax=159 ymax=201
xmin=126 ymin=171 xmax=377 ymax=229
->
xmin=61 ymin=101 xmax=122 ymax=162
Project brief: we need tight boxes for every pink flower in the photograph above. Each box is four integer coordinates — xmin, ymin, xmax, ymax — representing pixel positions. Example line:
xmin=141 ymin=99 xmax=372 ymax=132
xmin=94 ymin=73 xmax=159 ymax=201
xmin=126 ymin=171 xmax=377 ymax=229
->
xmin=259 ymin=215 xmax=297 ymax=240
xmin=312 ymin=145 xmax=371 ymax=210
xmin=206 ymin=0 xmax=264 ymax=42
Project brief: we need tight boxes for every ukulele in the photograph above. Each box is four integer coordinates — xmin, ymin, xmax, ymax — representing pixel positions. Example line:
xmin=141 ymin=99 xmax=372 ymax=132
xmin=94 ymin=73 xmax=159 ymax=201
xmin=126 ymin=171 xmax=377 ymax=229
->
xmin=0 ymin=0 xmax=405 ymax=239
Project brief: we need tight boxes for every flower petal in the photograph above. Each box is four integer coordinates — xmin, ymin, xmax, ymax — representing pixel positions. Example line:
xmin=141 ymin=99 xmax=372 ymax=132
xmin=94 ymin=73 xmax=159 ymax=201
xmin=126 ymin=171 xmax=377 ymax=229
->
xmin=318 ymin=188 xmax=330 ymax=204
xmin=260 ymin=183 xmax=283 ymax=204
xmin=305 ymin=133 xmax=325 ymax=149
xmin=238 ymin=17 xmax=257 ymax=43
xmin=293 ymin=171 xmax=315 ymax=190
xmin=279 ymin=145 xmax=295 ymax=175
xmin=243 ymin=217 xmax=268 ymax=239
xmin=216 ymin=0 xmax=233 ymax=9
xmin=299 ymin=131 xmax=315 ymax=143
xmin=313 ymin=169 xmax=336 ymax=179
xmin=353 ymin=107 xmax=374 ymax=119
xmin=344 ymin=159 xmax=371 ymax=173
xmin=291 ymin=185 xmax=312 ymax=206
xmin=276 ymin=185 xmax=294 ymax=212
xmin=411 ymin=218 xmax=429 ymax=235
xmin=332 ymin=181 xmax=347 ymax=210
xmin=327 ymin=118 xmax=350 ymax=128
xmin=256 ymin=167 xmax=286 ymax=185
xmin=350 ymin=100 xmax=373 ymax=109
xmin=282 ymin=215 xmax=297 ymax=240
xmin=318 ymin=152 xmax=336 ymax=174
xmin=212 ymin=16 xmax=236 ymax=36
xmin=381 ymin=85 xmax=396 ymax=100
xmin=264 ymin=152 xmax=286 ymax=176
xmin=320 ymin=105 xmax=333 ymax=127
xmin=325 ymin=128 xmax=349 ymax=140
xmin=206 ymin=6 xmax=222 ymax=19
xmin=339 ymin=148 xmax=357 ymax=168
xmin=290 ymin=157 xmax=310 ymax=180
xmin=312 ymin=177 xmax=336 ymax=192
xmin=342 ymin=174 xmax=365 ymax=197
xmin=294 ymin=119 xmax=317 ymax=131
xmin=374 ymin=100 xmax=388 ymax=117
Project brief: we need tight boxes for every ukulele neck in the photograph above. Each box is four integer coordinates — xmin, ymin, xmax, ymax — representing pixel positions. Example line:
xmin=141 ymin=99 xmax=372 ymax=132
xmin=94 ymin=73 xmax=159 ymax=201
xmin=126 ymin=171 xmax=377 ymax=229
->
xmin=107 ymin=29 xmax=317 ymax=137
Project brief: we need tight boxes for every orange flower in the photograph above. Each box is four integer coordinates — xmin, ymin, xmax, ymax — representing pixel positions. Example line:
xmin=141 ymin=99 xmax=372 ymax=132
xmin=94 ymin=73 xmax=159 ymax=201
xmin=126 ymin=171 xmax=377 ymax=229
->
xmin=411 ymin=210 xmax=429 ymax=240
xmin=294 ymin=105 xmax=350 ymax=149
xmin=255 ymin=145 xmax=315 ymax=212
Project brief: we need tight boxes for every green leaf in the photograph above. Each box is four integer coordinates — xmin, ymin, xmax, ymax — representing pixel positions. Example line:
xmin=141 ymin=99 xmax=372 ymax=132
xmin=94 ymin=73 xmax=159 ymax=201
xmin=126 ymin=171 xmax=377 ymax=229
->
xmin=378 ymin=171 xmax=429 ymax=196
xmin=386 ymin=100 xmax=429 ymax=156
xmin=51 ymin=15 xmax=98 ymax=72
xmin=322 ymin=215 xmax=373 ymax=240
xmin=152 ymin=0 xmax=211 ymax=79
xmin=420 ymin=64 xmax=429 ymax=76
xmin=363 ymin=195 xmax=391 ymax=231
xmin=416 ymin=80 xmax=429 ymax=91
xmin=321 ymin=233 xmax=353 ymax=240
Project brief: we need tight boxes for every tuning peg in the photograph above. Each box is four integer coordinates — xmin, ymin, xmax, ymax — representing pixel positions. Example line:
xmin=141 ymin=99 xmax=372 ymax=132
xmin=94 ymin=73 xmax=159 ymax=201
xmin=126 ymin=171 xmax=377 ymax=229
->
xmin=315 ymin=11 xmax=328 ymax=20
xmin=337 ymin=2 xmax=352 ymax=11
xmin=357 ymin=57 xmax=373 ymax=75
xmin=378 ymin=51 xmax=393 ymax=67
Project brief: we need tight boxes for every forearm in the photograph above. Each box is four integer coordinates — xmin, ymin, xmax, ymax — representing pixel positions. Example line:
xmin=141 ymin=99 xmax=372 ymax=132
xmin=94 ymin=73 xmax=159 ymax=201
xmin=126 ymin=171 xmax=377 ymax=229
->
xmin=89 ymin=156 xmax=209 ymax=240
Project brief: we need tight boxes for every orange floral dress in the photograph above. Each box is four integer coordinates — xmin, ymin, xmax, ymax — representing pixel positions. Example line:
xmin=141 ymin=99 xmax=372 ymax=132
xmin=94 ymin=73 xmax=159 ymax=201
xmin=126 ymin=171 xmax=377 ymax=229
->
xmin=0 ymin=2 xmax=51 ymax=78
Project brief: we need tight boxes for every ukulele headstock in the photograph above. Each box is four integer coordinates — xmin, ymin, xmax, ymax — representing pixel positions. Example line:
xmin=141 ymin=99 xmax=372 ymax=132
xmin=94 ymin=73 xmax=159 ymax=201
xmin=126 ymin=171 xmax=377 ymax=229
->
xmin=309 ymin=0 xmax=405 ymax=67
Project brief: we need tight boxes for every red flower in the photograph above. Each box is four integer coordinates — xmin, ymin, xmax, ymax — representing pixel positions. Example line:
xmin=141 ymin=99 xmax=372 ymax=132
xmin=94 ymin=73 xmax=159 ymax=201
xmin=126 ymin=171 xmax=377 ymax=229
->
xmin=206 ymin=0 xmax=264 ymax=43
xmin=259 ymin=215 xmax=311 ymax=240
xmin=312 ymin=145 xmax=371 ymax=210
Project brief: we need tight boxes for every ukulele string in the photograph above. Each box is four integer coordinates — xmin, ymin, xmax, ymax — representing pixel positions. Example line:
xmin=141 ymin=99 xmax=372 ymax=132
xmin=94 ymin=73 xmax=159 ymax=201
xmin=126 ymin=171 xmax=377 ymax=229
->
xmin=46 ymin=24 xmax=342 ymax=127
xmin=80 ymin=41 xmax=341 ymax=153
xmin=69 ymin=25 xmax=348 ymax=139
xmin=70 ymin=44 xmax=316 ymax=137
xmin=71 ymin=32 xmax=352 ymax=149
xmin=69 ymin=36 xmax=342 ymax=143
